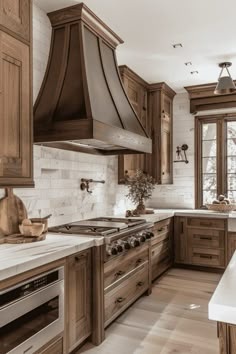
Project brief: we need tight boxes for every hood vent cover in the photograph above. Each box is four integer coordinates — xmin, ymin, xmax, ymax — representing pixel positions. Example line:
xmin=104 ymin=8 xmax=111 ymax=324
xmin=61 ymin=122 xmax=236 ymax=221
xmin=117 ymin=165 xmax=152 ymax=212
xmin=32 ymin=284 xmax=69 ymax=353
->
xmin=34 ymin=3 xmax=152 ymax=155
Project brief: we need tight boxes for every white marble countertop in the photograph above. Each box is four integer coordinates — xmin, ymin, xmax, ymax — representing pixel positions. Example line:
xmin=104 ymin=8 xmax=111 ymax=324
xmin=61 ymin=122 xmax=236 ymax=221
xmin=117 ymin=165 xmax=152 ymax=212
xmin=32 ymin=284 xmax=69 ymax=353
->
xmin=209 ymin=250 xmax=236 ymax=325
xmin=0 ymin=233 xmax=104 ymax=282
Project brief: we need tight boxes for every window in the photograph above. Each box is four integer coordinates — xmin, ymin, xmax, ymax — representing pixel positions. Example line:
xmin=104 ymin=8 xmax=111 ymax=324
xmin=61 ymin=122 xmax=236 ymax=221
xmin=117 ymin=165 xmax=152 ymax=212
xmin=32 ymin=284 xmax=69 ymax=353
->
xmin=195 ymin=114 xmax=236 ymax=208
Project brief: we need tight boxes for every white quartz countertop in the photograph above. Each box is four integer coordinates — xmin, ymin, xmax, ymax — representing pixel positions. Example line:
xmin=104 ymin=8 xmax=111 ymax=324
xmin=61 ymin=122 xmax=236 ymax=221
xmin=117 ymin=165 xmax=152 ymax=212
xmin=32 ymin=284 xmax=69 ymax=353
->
xmin=209 ymin=250 xmax=236 ymax=325
xmin=0 ymin=233 xmax=104 ymax=282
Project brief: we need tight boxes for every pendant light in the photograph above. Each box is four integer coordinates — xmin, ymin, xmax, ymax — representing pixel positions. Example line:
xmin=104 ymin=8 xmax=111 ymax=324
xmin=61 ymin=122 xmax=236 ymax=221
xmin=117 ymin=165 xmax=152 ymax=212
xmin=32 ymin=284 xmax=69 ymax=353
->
xmin=214 ymin=62 xmax=236 ymax=95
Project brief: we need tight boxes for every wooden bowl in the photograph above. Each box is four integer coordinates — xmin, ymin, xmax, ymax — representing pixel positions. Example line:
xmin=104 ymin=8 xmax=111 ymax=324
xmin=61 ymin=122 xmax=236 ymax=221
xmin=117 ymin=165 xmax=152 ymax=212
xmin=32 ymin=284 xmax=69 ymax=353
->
xmin=19 ymin=223 xmax=45 ymax=237
xmin=206 ymin=203 xmax=236 ymax=212
xmin=30 ymin=217 xmax=49 ymax=233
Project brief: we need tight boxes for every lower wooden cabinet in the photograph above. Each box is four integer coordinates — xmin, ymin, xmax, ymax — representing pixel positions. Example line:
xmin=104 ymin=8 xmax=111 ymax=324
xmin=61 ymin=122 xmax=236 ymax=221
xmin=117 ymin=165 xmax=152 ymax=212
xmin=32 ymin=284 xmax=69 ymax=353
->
xmin=104 ymin=262 xmax=149 ymax=327
xmin=174 ymin=216 xmax=226 ymax=269
xmin=36 ymin=336 xmax=63 ymax=354
xmin=218 ymin=322 xmax=236 ymax=354
xmin=151 ymin=218 xmax=173 ymax=281
xmin=66 ymin=249 xmax=92 ymax=353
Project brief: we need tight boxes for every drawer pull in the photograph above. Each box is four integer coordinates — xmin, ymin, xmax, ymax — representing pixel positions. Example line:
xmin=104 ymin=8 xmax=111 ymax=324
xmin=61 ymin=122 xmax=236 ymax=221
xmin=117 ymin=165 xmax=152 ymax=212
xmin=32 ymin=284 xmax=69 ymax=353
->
xmin=136 ymin=258 xmax=143 ymax=265
xmin=75 ymin=254 xmax=85 ymax=262
xmin=116 ymin=297 xmax=125 ymax=304
xmin=158 ymin=227 xmax=164 ymax=232
xmin=115 ymin=270 xmax=125 ymax=277
xmin=137 ymin=281 xmax=144 ymax=287
xmin=199 ymin=236 xmax=212 ymax=240
xmin=194 ymin=253 xmax=213 ymax=259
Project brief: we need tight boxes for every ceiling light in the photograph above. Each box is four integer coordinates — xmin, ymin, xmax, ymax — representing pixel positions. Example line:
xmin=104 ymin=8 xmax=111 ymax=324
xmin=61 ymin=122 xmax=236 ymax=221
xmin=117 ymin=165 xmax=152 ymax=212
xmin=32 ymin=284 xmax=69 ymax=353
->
xmin=185 ymin=62 xmax=192 ymax=66
xmin=190 ymin=71 xmax=199 ymax=75
xmin=172 ymin=43 xmax=183 ymax=48
xmin=214 ymin=62 xmax=236 ymax=95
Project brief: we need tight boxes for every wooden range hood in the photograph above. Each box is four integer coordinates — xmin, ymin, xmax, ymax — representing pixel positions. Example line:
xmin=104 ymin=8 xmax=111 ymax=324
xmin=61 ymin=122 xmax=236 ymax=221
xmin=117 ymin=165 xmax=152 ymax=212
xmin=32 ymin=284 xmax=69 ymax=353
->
xmin=34 ymin=3 xmax=152 ymax=155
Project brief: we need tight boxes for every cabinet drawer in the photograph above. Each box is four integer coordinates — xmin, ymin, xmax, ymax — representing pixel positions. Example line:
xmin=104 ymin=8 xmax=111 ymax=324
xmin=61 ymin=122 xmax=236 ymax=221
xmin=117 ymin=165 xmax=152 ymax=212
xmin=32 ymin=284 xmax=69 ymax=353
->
xmin=36 ymin=337 xmax=63 ymax=354
xmin=187 ymin=217 xmax=225 ymax=230
xmin=189 ymin=228 xmax=225 ymax=248
xmin=152 ymin=239 xmax=169 ymax=262
xmin=105 ymin=262 xmax=149 ymax=326
xmin=153 ymin=218 xmax=171 ymax=235
xmin=104 ymin=245 xmax=148 ymax=289
xmin=191 ymin=247 xmax=225 ymax=267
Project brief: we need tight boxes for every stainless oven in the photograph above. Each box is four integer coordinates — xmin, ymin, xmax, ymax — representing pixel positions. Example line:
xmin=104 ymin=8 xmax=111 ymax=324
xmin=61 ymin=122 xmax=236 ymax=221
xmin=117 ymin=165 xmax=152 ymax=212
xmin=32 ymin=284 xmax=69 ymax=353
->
xmin=0 ymin=267 xmax=64 ymax=354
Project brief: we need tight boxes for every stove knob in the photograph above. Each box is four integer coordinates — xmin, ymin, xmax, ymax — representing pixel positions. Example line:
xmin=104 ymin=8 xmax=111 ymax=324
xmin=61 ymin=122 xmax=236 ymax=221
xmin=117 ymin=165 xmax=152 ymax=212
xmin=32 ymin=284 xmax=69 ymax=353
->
xmin=130 ymin=238 xmax=140 ymax=247
xmin=106 ymin=246 xmax=118 ymax=256
xmin=139 ymin=235 xmax=146 ymax=242
xmin=144 ymin=232 xmax=151 ymax=239
xmin=124 ymin=241 xmax=131 ymax=250
xmin=117 ymin=244 xmax=123 ymax=253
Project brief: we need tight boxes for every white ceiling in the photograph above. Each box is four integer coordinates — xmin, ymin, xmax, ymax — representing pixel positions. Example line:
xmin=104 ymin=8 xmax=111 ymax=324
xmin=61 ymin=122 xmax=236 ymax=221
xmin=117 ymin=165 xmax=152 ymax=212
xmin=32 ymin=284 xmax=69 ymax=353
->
xmin=34 ymin=0 xmax=236 ymax=92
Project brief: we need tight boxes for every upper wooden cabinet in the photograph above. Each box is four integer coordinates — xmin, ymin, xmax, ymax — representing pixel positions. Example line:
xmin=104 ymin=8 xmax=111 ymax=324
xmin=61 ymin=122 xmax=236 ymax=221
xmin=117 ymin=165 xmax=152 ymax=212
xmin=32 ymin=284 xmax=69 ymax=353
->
xmin=118 ymin=66 xmax=176 ymax=184
xmin=0 ymin=0 xmax=30 ymax=42
xmin=147 ymin=83 xmax=175 ymax=184
xmin=118 ymin=66 xmax=149 ymax=182
xmin=0 ymin=0 xmax=33 ymax=187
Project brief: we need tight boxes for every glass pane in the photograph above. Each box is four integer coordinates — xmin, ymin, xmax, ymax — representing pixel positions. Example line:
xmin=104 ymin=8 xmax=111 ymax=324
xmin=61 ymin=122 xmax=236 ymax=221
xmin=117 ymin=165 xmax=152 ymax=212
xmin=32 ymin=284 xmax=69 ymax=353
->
xmin=227 ymin=121 xmax=236 ymax=138
xmin=202 ymin=140 xmax=216 ymax=157
xmin=203 ymin=174 xmax=217 ymax=190
xmin=203 ymin=190 xmax=217 ymax=204
xmin=227 ymin=138 xmax=236 ymax=156
xmin=228 ymin=174 xmax=236 ymax=190
xmin=228 ymin=191 xmax=236 ymax=202
xmin=202 ymin=123 xmax=217 ymax=140
xmin=228 ymin=157 xmax=236 ymax=173
xmin=202 ymin=157 xmax=217 ymax=173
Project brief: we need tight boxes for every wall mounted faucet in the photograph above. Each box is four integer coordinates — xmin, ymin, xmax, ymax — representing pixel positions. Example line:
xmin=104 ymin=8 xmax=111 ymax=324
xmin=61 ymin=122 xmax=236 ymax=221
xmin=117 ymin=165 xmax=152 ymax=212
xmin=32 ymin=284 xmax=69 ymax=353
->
xmin=80 ymin=178 xmax=105 ymax=194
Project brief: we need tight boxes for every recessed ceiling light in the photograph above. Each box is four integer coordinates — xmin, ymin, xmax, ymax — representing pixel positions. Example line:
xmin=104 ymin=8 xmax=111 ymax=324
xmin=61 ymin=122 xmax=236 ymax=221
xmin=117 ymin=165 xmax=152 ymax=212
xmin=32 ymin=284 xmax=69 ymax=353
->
xmin=185 ymin=62 xmax=192 ymax=66
xmin=190 ymin=71 xmax=199 ymax=75
xmin=172 ymin=43 xmax=183 ymax=48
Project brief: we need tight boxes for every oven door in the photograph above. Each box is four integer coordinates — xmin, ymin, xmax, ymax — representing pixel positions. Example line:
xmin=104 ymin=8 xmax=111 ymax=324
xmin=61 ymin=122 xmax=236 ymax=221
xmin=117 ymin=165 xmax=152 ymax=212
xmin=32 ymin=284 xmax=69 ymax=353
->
xmin=0 ymin=280 xmax=64 ymax=354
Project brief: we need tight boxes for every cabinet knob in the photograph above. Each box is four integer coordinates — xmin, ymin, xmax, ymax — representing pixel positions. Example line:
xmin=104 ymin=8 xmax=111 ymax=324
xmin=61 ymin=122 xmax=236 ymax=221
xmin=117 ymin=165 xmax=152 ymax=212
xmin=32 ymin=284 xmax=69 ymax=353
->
xmin=75 ymin=254 xmax=85 ymax=262
xmin=137 ymin=281 xmax=144 ymax=287
xmin=136 ymin=258 xmax=143 ymax=265
xmin=116 ymin=297 xmax=125 ymax=303
xmin=162 ymin=172 xmax=165 ymax=175
xmin=115 ymin=270 xmax=125 ymax=277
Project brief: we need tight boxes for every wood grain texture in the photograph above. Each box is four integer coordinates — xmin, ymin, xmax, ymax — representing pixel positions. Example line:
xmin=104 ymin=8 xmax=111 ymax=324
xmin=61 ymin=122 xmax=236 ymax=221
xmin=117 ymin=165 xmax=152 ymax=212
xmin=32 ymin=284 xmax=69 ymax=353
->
xmin=66 ymin=249 xmax=92 ymax=353
xmin=0 ymin=6 xmax=33 ymax=187
xmin=77 ymin=268 xmax=220 ymax=354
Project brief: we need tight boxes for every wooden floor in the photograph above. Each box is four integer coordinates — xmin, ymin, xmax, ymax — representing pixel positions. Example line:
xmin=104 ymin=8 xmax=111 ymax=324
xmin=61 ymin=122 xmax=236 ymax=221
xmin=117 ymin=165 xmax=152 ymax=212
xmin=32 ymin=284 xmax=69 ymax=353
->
xmin=77 ymin=268 xmax=221 ymax=354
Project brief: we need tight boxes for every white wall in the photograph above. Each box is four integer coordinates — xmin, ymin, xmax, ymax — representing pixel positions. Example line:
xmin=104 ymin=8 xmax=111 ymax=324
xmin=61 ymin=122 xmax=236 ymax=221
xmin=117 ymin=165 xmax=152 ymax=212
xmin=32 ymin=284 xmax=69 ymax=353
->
xmin=148 ymin=92 xmax=195 ymax=209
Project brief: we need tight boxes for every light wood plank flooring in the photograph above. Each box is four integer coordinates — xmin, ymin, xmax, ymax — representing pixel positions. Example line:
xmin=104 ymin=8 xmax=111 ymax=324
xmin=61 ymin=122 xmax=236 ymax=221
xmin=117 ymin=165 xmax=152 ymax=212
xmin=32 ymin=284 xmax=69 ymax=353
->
xmin=77 ymin=268 xmax=221 ymax=354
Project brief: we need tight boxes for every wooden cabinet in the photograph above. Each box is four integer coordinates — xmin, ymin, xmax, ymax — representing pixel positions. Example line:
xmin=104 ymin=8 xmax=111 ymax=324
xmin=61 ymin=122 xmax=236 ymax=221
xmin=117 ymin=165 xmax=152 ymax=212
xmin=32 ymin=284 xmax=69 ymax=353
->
xmin=66 ymin=249 xmax=92 ymax=353
xmin=218 ymin=322 xmax=236 ymax=354
xmin=104 ymin=243 xmax=150 ymax=327
xmin=228 ymin=232 xmax=236 ymax=263
xmin=151 ymin=218 xmax=173 ymax=280
xmin=0 ymin=0 xmax=30 ymax=42
xmin=174 ymin=216 xmax=226 ymax=269
xmin=118 ymin=65 xmax=149 ymax=182
xmin=147 ymin=83 xmax=175 ymax=184
xmin=0 ymin=0 xmax=33 ymax=187
xmin=118 ymin=65 xmax=176 ymax=184
xmin=105 ymin=262 xmax=149 ymax=327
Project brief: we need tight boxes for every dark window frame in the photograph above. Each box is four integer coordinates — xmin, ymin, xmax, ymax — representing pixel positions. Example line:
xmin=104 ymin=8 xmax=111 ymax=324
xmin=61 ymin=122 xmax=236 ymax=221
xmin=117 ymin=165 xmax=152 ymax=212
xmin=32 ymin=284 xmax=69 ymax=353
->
xmin=195 ymin=113 xmax=236 ymax=208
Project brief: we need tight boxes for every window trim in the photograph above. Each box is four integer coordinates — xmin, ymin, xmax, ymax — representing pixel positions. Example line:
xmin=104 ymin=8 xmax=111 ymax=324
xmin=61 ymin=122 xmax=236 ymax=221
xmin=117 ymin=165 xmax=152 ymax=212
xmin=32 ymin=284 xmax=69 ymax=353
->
xmin=195 ymin=113 xmax=236 ymax=208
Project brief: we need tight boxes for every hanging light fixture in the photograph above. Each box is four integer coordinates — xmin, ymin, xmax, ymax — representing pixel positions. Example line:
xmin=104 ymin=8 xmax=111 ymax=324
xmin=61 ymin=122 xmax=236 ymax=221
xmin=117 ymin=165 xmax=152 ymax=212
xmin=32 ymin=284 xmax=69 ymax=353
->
xmin=214 ymin=62 xmax=236 ymax=95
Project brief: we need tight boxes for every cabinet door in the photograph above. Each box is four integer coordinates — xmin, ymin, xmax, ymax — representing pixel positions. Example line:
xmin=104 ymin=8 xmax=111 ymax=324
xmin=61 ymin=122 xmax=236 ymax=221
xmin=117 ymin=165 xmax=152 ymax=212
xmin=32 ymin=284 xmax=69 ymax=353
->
xmin=0 ymin=31 xmax=33 ymax=187
xmin=67 ymin=250 xmax=92 ymax=352
xmin=228 ymin=233 xmax=236 ymax=263
xmin=174 ymin=217 xmax=189 ymax=264
xmin=218 ymin=322 xmax=236 ymax=354
xmin=0 ymin=0 xmax=30 ymax=42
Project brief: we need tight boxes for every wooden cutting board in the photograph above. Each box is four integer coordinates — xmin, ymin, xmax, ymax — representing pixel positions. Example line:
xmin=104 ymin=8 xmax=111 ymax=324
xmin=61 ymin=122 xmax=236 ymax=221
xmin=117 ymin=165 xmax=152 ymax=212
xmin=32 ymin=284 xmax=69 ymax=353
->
xmin=0 ymin=188 xmax=28 ymax=236
xmin=4 ymin=233 xmax=46 ymax=244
